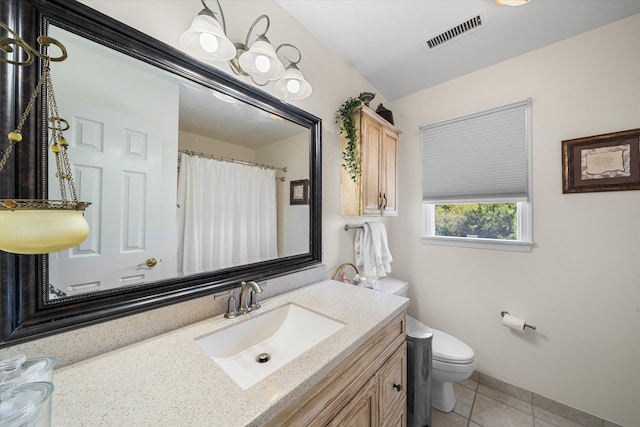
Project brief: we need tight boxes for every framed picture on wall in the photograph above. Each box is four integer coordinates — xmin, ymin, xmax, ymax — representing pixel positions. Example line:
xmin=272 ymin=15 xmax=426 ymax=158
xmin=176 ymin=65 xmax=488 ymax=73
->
xmin=290 ymin=179 xmax=309 ymax=205
xmin=562 ymin=128 xmax=640 ymax=193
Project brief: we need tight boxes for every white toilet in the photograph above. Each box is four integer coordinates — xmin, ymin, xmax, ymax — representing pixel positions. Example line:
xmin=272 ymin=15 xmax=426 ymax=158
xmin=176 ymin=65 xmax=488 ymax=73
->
xmin=375 ymin=277 xmax=476 ymax=413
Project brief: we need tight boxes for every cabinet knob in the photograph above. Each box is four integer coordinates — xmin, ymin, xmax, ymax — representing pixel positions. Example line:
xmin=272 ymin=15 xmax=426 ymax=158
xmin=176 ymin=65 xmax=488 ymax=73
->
xmin=393 ymin=383 xmax=402 ymax=392
xmin=382 ymin=193 xmax=387 ymax=210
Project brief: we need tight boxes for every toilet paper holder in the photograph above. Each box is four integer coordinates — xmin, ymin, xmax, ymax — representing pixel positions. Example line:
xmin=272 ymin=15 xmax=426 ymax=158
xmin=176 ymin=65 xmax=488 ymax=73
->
xmin=501 ymin=311 xmax=536 ymax=330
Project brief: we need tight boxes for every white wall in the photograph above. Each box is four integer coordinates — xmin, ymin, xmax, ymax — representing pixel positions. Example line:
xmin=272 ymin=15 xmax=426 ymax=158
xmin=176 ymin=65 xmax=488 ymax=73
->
xmin=257 ymin=132 xmax=310 ymax=256
xmin=178 ymin=131 xmax=256 ymax=161
xmin=389 ymin=14 xmax=640 ymax=426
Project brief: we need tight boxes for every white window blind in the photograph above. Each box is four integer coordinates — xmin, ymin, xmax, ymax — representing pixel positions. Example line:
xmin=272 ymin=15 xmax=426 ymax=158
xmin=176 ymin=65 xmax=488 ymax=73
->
xmin=421 ymin=99 xmax=530 ymax=204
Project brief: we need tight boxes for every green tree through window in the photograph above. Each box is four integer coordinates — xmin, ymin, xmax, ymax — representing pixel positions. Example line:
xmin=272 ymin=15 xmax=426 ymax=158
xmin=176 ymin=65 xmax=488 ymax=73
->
xmin=435 ymin=203 xmax=517 ymax=240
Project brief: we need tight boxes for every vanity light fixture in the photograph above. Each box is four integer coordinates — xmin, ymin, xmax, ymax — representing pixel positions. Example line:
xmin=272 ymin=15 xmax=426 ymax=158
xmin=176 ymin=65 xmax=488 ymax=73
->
xmin=180 ymin=0 xmax=312 ymax=100
xmin=0 ymin=21 xmax=91 ymax=254
xmin=494 ymin=0 xmax=531 ymax=6
xmin=273 ymin=44 xmax=312 ymax=101
xmin=179 ymin=0 xmax=236 ymax=61
xmin=231 ymin=15 xmax=284 ymax=81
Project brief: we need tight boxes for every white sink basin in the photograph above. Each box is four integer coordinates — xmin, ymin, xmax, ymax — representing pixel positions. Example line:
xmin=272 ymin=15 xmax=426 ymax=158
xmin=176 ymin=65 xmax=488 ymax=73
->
xmin=196 ymin=303 xmax=345 ymax=390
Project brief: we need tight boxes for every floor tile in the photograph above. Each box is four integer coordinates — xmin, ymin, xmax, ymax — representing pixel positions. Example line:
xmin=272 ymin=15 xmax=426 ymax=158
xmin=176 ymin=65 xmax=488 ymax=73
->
xmin=470 ymin=423 xmax=482 ymax=427
xmin=459 ymin=376 xmax=479 ymax=391
xmin=470 ymin=393 xmax=534 ymax=427
xmin=453 ymin=382 xmax=476 ymax=418
xmin=478 ymin=384 xmax=533 ymax=415
xmin=533 ymin=407 xmax=588 ymax=427
xmin=535 ymin=419 xmax=561 ymax=427
xmin=431 ymin=408 xmax=468 ymax=427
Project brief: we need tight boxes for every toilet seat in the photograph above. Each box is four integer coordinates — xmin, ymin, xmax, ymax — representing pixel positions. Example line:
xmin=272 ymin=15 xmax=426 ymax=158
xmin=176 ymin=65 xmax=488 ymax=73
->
xmin=431 ymin=329 xmax=474 ymax=364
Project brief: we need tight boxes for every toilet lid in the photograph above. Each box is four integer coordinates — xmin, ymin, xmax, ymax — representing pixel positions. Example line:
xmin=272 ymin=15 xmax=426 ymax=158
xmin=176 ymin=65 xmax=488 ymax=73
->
xmin=375 ymin=277 xmax=408 ymax=296
xmin=431 ymin=329 xmax=475 ymax=364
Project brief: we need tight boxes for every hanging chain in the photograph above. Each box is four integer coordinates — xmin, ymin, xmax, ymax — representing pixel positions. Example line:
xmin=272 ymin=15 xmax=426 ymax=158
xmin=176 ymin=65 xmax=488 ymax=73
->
xmin=44 ymin=62 xmax=78 ymax=204
xmin=0 ymin=61 xmax=49 ymax=173
xmin=1 ymin=58 xmax=80 ymax=206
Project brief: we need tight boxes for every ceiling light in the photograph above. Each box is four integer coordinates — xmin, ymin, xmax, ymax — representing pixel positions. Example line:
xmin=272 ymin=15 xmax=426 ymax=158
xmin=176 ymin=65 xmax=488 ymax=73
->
xmin=494 ymin=0 xmax=531 ymax=6
xmin=181 ymin=1 xmax=311 ymax=100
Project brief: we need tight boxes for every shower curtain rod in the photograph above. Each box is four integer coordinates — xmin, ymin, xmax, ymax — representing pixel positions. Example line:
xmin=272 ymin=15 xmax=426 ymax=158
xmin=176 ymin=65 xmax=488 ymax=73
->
xmin=178 ymin=149 xmax=287 ymax=172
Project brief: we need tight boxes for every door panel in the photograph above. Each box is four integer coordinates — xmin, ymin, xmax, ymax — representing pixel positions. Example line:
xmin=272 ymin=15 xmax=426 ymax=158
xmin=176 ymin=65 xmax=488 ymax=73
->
xmin=48 ymin=98 xmax=175 ymax=296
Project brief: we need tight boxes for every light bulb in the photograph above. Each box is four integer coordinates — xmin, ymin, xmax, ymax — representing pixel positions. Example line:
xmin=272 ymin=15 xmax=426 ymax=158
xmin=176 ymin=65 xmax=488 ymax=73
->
xmin=255 ymin=55 xmax=271 ymax=73
xmin=199 ymin=32 xmax=219 ymax=53
xmin=286 ymin=79 xmax=301 ymax=94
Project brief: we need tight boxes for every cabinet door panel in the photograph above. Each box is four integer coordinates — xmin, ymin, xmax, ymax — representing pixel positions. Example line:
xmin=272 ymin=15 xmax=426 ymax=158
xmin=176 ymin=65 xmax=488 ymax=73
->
xmin=380 ymin=128 xmax=398 ymax=216
xmin=378 ymin=342 xmax=407 ymax=424
xmin=383 ymin=396 xmax=407 ymax=427
xmin=328 ymin=376 xmax=378 ymax=427
xmin=361 ymin=114 xmax=383 ymax=215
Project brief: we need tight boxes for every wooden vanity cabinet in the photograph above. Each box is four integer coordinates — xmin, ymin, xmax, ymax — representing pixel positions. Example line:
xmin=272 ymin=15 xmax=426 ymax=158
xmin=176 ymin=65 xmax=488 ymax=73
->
xmin=267 ymin=312 xmax=407 ymax=427
xmin=341 ymin=106 xmax=401 ymax=217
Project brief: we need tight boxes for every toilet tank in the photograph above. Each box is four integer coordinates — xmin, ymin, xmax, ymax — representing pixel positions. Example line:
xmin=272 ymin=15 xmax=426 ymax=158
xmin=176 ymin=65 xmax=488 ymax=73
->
xmin=376 ymin=277 xmax=408 ymax=298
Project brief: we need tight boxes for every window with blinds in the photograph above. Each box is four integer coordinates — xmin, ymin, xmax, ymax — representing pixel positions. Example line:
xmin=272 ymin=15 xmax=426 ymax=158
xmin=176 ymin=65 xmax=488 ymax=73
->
xmin=420 ymin=99 xmax=533 ymax=252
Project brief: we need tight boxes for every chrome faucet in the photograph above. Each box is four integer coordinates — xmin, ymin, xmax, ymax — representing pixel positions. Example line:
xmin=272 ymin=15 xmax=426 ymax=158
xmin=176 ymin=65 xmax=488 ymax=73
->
xmin=238 ymin=281 xmax=263 ymax=315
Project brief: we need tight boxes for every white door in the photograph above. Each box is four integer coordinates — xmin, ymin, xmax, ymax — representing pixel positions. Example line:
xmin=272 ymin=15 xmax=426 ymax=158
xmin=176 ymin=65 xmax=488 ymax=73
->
xmin=48 ymin=98 xmax=175 ymax=296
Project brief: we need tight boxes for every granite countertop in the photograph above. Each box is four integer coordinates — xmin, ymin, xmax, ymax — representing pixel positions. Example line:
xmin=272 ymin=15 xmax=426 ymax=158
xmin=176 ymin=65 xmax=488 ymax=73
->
xmin=51 ymin=280 xmax=409 ymax=426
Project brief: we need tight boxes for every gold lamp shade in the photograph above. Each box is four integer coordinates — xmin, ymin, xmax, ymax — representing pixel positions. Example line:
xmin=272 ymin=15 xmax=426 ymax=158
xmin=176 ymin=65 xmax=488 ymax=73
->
xmin=0 ymin=201 xmax=90 ymax=254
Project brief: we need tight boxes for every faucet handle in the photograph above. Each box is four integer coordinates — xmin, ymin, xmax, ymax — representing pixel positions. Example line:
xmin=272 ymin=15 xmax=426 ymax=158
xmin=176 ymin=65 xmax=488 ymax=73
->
xmin=224 ymin=294 xmax=239 ymax=318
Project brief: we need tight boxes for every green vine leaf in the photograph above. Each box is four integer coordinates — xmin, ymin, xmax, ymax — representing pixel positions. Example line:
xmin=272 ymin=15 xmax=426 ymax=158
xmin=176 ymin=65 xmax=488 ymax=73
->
xmin=336 ymin=94 xmax=365 ymax=182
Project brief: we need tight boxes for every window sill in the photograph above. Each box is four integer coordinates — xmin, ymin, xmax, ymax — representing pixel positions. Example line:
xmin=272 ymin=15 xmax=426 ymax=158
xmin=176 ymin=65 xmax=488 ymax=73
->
xmin=422 ymin=236 xmax=533 ymax=253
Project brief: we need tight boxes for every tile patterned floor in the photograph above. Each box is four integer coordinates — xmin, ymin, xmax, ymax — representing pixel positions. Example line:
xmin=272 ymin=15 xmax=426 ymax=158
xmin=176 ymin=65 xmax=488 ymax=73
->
xmin=430 ymin=373 xmax=623 ymax=427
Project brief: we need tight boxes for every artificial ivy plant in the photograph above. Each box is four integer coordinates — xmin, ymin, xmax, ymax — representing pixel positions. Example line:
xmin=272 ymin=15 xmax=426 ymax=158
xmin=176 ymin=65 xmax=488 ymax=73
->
xmin=336 ymin=93 xmax=366 ymax=182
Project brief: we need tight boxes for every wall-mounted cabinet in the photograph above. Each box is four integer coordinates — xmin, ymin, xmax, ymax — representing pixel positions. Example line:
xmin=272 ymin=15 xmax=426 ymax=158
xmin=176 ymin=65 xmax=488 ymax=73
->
xmin=341 ymin=106 xmax=400 ymax=216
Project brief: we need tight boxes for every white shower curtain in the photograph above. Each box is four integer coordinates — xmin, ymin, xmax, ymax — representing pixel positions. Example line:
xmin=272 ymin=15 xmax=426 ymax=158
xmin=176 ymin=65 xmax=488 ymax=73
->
xmin=177 ymin=154 xmax=278 ymax=275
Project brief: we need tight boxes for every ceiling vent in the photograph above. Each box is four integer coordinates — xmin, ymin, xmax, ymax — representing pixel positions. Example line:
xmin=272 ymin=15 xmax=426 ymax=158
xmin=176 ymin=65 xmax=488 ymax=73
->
xmin=424 ymin=12 xmax=487 ymax=50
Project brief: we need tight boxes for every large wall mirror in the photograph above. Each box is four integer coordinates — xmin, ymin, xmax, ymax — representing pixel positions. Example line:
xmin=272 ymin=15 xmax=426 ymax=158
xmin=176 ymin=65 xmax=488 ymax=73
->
xmin=0 ymin=0 xmax=322 ymax=346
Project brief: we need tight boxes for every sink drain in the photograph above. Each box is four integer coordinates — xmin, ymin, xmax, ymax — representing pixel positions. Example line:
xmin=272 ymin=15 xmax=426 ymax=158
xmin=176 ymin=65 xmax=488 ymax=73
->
xmin=256 ymin=352 xmax=271 ymax=363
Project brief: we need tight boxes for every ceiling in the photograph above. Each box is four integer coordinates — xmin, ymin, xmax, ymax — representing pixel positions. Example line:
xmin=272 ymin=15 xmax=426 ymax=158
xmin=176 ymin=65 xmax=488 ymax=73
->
xmin=276 ymin=0 xmax=640 ymax=101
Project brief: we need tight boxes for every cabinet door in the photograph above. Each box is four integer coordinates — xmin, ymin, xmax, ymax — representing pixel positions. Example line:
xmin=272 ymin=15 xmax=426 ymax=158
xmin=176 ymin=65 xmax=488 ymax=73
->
xmin=383 ymin=396 xmax=407 ymax=427
xmin=377 ymin=342 xmax=407 ymax=425
xmin=328 ymin=376 xmax=378 ymax=427
xmin=361 ymin=113 xmax=383 ymax=215
xmin=380 ymin=128 xmax=399 ymax=216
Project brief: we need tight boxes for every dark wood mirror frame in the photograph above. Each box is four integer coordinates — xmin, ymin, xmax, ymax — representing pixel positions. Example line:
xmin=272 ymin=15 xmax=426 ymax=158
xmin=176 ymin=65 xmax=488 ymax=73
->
xmin=0 ymin=0 xmax=322 ymax=346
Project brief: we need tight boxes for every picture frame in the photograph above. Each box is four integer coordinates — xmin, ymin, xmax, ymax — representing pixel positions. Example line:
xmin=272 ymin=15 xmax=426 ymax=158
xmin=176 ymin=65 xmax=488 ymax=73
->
xmin=562 ymin=128 xmax=640 ymax=193
xmin=290 ymin=179 xmax=309 ymax=205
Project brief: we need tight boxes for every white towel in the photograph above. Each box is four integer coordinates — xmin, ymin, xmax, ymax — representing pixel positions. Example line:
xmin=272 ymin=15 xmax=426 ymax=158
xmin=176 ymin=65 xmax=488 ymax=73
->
xmin=354 ymin=221 xmax=393 ymax=279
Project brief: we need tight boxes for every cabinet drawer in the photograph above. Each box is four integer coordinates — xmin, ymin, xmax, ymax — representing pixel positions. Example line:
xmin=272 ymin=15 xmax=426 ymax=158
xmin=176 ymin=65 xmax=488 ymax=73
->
xmin=377 ymin=342 xmax=407 ymax=424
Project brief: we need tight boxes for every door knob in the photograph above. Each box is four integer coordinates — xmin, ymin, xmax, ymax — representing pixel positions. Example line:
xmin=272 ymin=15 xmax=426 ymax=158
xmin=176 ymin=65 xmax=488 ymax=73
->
xmin=138 ymin=258 xmax=157 ymax=268
xmin=393 ymin=383 xmax=402 ymax=392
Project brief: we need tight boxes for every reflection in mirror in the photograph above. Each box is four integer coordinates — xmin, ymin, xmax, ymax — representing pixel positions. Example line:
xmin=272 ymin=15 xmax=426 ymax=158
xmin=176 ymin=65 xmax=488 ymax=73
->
xmin=46 ymin=26 xmax=310 ymax=300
